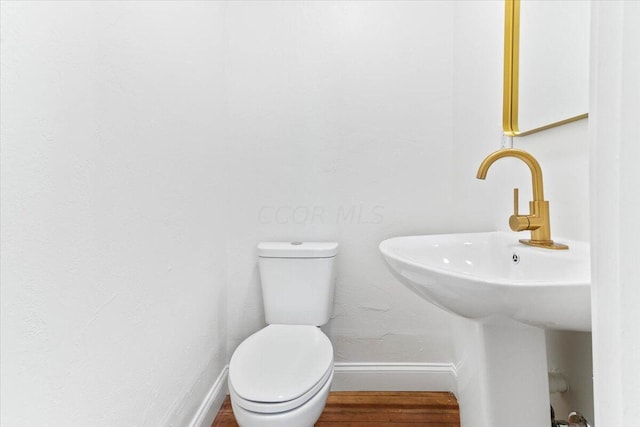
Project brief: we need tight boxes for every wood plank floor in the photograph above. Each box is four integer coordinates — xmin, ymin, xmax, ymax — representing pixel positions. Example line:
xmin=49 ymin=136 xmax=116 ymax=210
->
xmin=212 ymin=391 xmax=460 ymax=426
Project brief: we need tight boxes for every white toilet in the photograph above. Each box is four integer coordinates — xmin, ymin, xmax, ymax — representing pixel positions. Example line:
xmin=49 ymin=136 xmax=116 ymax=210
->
xmin=228 ymin=241 xmax=338 ymax=427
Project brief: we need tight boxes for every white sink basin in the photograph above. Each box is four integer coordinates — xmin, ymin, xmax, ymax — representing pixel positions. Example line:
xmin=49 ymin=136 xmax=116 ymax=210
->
xmin=379 ymin=231 xmax=591 ymax=331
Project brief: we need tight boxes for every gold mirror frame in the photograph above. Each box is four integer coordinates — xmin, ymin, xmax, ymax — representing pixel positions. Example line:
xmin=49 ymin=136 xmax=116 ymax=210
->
xmin=503 ymin=0 xmax=588 ymax=137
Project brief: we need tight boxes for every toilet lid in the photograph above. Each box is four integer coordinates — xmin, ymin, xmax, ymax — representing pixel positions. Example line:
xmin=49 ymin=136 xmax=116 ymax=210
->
xmin=229 ymin=325 xmax=333 ymax=404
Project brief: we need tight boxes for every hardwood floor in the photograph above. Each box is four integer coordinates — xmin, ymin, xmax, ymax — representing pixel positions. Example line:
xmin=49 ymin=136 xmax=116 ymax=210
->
xmin=212 ymin=391 xmax=460 ymax=426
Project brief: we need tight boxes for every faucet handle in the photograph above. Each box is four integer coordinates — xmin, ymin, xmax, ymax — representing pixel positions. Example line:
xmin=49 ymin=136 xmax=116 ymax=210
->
xmin=509 ymin=187 xmax=530 ymax=231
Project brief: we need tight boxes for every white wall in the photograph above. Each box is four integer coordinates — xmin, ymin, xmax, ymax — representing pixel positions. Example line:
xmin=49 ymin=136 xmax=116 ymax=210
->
xmin=452 ymin=0 xmax=505 ymax=231
xmin=0 ymin=2 xmax=229 ymax=426
xmin=1 ymin=2 xmax=462 ymax=424
xmin=590 ymin=1 xmax=640 ymax=425
xmin=223 ymin=1 xmax=458 ymax=365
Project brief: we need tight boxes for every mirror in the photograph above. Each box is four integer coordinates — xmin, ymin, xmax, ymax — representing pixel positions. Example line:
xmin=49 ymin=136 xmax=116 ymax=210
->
xmin=503 ymin=0 xmax=589 ymax=137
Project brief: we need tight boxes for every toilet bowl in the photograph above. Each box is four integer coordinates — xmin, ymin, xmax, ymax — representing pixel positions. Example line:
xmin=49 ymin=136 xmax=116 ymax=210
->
xmin=229 ymin=325 xmax=334 ymax=427
xmin=228 ymin=242 xmax=338 ymax=427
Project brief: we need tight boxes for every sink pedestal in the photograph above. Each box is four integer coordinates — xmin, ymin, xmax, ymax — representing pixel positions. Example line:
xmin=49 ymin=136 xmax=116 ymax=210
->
xmin=454 ymin=317 xmax=550 ymax=427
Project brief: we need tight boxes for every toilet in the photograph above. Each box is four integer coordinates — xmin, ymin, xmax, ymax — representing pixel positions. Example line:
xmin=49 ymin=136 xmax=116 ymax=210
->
xmin=228 ymin=242 xmax=338 ymax=427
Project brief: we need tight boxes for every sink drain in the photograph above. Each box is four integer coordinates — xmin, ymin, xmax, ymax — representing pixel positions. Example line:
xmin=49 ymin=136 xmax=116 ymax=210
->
xmin=512 ymin=253 xmax=520 ymax=264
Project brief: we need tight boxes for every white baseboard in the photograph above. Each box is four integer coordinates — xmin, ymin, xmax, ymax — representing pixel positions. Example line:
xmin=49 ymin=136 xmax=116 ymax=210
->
xmin=189 ymin=366 xmax=229 ymax=427
xmin=188 ymin=362 xmax=457 ymax=426
xmin=332 ymin=362 xmax=458 ymax=395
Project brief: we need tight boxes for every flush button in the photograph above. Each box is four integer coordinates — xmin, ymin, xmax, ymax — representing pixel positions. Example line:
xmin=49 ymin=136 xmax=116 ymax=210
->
xmin=290 ymin=242 xmax=303 ymax=245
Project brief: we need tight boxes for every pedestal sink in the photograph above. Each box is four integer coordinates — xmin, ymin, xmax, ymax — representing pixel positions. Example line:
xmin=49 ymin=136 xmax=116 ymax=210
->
xmin=379 ymin=231 xmax=591 ymax=427
xmin=379 ymin=231 xmax=590 ymax=331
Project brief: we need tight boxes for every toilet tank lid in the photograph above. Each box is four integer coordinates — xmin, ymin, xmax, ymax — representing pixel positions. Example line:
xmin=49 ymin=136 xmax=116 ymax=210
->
xmin=258 ymin=242 xmax=338 ymax=258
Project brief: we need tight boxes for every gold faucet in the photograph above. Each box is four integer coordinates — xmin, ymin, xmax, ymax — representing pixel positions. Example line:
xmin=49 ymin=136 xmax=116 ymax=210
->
xmin=476 ymin=148 xmax=568 ymax=250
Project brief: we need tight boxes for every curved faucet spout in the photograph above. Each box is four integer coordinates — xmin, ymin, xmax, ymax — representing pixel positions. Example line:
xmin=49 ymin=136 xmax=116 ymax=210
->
xmin=476 ymin=148 xmax=544 ymax=201
xmin=475 ymin=148 xmax=567 ymax=249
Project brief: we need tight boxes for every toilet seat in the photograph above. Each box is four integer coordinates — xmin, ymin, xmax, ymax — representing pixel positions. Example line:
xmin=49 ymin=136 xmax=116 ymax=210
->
xmin=229 ymin=363 xmax=333 ymax=414
xmin=229 ymin=324 xmax=334 ymax=414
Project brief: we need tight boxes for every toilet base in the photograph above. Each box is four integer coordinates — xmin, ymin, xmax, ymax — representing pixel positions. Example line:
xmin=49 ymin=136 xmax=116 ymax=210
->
xmin=230 ymin=370 xmax=333 ymax=427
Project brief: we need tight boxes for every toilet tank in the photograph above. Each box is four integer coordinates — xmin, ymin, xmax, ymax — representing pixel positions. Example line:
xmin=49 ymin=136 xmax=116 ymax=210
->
xmin=257 ymin=242 xmax=338 ymax=326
